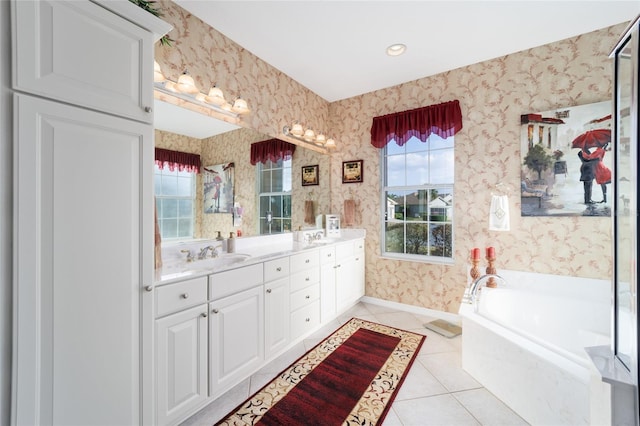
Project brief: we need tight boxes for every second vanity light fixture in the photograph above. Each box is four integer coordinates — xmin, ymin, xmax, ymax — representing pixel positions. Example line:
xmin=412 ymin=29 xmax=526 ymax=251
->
xmin=154 ymin=61 xmax=250 ymax=117
xmin=283 ymin=122 xmax=336 ymax=150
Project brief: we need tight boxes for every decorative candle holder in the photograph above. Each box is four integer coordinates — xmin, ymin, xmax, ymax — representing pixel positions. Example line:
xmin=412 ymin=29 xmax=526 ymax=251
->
xmin=486 ymin=256 xmax=497 ymax=287
xmin=469 ymin=258 xmax=480 ymax=283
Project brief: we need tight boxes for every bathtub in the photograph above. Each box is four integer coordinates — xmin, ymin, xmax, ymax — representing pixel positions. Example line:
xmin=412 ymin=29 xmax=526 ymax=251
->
xmin=459 ymin=269 xmax=611 ymax=425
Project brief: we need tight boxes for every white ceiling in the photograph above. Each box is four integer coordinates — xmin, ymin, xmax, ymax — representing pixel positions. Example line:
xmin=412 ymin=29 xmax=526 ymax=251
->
xmin=175 ymin=0 xmax=640 ymax=102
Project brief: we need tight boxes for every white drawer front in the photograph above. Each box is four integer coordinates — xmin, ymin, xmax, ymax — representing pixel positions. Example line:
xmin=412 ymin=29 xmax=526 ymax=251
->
xmin=156 ymin=276 xmax=208 ymax=317
xmin=290 ymin=250 xmax=319 ymax=273
xmin=290 ymin=267 xmax=320 ymax=293
xmin=290 ymin=283 xmax=320 ymax=312
xmin=290 ymin=300 xmax=320 ymax=341
xmin=210 ymin=263 xmax=264 ymax=300
xmin=264 ymin=257 xmax=290 ymax=282
xmin=319 ymin=246 xmax=336 ymax=265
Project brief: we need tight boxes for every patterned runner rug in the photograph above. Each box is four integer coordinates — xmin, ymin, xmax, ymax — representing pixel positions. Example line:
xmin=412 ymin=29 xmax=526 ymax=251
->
xmin=216 ymin=318 xmax=426 ymax=425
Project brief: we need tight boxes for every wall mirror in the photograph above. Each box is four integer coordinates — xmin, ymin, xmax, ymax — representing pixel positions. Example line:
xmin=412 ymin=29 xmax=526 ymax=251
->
xmin=153 ymin=95 xmax=331 ymax=241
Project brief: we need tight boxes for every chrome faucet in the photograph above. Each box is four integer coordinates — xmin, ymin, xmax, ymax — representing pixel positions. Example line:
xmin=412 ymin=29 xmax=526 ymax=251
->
xmin=198 ymin=246 xmax=214 ymax=260
xmin=180 ymin=249 xmax=194 ymax=263
xmin=469 ymin=274 xmax=505 ymax=310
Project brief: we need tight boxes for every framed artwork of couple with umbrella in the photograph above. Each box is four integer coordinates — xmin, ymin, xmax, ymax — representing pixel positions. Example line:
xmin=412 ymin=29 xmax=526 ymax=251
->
xmin=520 ymin=100 xmax=612 ymax=217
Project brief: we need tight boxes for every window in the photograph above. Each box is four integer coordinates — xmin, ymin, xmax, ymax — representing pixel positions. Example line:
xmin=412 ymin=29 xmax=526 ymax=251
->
xmin=257 ymin=158 xmax=292 ymax=234
xmin=382 ymin=135 xmax=454 ymax=261
xmin=155 ymin=164 xmax=196 ymax=239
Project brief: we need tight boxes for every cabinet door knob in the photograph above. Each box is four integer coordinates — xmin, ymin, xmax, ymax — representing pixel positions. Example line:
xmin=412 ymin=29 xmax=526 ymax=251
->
xmin=305 ymin=277 xmax=310 ymax=281
xmin=355 ymin=257 xmax=360 ymax=261
xmin=144 ymin=106 xmax=152 ymax=113
xmin=305 ymin=295 xmax=310 ymax=299
xmin=266 ymin=288 xmax=272 ymax=293
xmin=212 ymin=309 xmax=219 ymax=314
xmin=305 ymin=318 xmax=310 ymax=322
xmin=276 ymin=267 xmax=282 ymax=272
xmin=201 ymin=312 xmax=208 ymax=318
xmin=305 ymin=259 xmax=310 ymax=263
xmin=145 ymin=285 xmax=153 ymax=292
xmin=181 ymin=293 xmax=189 ymax=299
xmin=327 ymin=253 xmax=332 ymax=257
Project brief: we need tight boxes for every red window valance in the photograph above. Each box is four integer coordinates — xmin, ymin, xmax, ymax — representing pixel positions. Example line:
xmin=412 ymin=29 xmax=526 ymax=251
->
xmin=250 ymin=139 xmax=297 ymax=165
xmin=370 ymin=100 xmax=463 ymax=148
xmin=155 ymin=148 xmax=201 ymax=173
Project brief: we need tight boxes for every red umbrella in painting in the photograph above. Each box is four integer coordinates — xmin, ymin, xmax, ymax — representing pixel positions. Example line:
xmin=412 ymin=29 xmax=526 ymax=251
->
xmin=571 ymin=129 xmax=611 ymax=149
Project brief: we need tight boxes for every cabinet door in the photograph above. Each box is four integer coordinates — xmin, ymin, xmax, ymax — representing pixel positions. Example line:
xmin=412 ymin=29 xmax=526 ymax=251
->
xmin=156 ymin=305 xmax=208 ymax=426
xmin=265 ymin=277 xmax=290 ymax=358
xmin=12 ymin=0 xmax=154 ymax=122
xmin=336 ymin=255 xmax=357 ymax=312
xmin=13 ymin=94 xmax=153 ymax=425
xmin=210 ymin=286 xmax=264 ymax=397
xmin=320 ymin=261 xmax=337 ymax=322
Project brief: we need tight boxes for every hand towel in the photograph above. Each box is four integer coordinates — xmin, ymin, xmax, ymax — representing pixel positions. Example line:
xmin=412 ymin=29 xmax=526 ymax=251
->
xmin=343 ymin=199 xmax=356 ymax=226
xmin=489 ymin=195 xmax=510 ymax=231
xmin=304 ymin=200 xmax=315 ymax=224
xmin=154 ymin=200 xmax=162 ymax=268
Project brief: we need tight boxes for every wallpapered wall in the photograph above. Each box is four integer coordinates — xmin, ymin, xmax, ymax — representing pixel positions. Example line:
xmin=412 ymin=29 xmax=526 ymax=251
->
xmin=155 ymin=0 xmax=626 ymax=313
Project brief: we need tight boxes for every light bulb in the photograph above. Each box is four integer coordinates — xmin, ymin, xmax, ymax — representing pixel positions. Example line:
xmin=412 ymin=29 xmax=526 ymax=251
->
xmin=154 ymin=61 xmax=166 ymax=82
xmin=315 ymin=133 xmax=326 ymax=146
xmin=206 ymin=86 xmax=225 ymax=105
xmin=303 ymin=128 xmax=316 ymax=142
xmin=290 ymin=123 xmax=304 ymax=136
xmin=325 ymin=138 xmax=336 ymax=149
xmin=231 ymin=97 xmax=250 ymax=114
xmin=176 ymin=71 xmax=199 ymax=94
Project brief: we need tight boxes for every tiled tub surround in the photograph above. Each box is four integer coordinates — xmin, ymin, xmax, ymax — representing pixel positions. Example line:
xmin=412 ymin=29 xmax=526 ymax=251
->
xmin=459 ymin=270 xmax=611 ymax=425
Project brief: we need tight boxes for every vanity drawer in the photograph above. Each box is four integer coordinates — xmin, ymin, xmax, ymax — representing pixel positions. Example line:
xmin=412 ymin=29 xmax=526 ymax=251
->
xmin=264 ymin=257 xmax=290 ymax=282
xmin=209 ymin=263 xmax=263 ymax=300
xmin=319 ymin=246 xmax=336 ymax=264
xmin=290 ymin=267 xmax=320 ymax=293
xmin=290 ymin=251 xmax=319 ymax=273
xmin=290 ymin=300 xmax=320 ymax=341
xmin=290 ymin=282 xmax=320 ymax=311
xmin=156 ymin=276 xmax=208 ymax=317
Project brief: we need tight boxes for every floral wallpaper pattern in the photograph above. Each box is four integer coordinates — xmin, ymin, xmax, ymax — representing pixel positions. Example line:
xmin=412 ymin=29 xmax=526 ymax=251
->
xmin=155 ymin=0 xmax=627 ymax=313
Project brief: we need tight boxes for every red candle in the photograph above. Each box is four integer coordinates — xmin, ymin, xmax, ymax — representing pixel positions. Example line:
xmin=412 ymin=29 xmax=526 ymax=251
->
xmin=486 ymin=246 xmax=496 ymax=258
xmin=471 ymin=248 xmax=480 ymax=260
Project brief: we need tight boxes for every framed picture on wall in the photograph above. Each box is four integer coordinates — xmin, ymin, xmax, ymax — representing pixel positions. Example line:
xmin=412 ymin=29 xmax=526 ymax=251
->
xmin=301 ymin=164 xmax=319 ymax=186
xmin=342 ymin=160 xmax=363 ymax=183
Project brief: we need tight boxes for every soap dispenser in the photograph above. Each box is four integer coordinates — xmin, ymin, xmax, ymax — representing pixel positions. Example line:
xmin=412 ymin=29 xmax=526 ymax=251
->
xmin=216 ymin=231 xmax=227 ymax=252
xmin=227 ymin=232 xmax=236 ymax=253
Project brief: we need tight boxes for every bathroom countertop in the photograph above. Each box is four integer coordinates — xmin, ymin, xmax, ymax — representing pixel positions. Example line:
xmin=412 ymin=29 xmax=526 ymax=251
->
xmin=154 ymin=230 xmax=365 ymax=286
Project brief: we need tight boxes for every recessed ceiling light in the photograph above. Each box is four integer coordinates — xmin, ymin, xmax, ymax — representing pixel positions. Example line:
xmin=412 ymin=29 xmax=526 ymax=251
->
xmin=386 ymin=43 xmax=406 ymax=56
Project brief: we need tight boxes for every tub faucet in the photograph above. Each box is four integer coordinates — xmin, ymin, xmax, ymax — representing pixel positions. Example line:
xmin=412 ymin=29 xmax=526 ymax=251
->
xmin=469 ymin=274 xmax=505 ymax=310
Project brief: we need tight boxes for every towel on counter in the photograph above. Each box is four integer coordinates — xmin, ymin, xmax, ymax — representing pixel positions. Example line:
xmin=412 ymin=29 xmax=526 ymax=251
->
xmin=343 ymin=199 xmax=356 ymax=226
xmin=489 ymin=195 xmax=510 ymax=231
xmin=304 ymin=200 xmax=315 ymax=224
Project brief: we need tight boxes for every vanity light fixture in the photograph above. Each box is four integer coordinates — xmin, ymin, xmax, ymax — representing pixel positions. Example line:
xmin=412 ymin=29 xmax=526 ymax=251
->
xmin=386 ymin=43 xmax=407 ymax=56
xmin=153 ymin=61 xmax=250 ymax=118
xmin=283 ymin=122 xmax=337 ymax=151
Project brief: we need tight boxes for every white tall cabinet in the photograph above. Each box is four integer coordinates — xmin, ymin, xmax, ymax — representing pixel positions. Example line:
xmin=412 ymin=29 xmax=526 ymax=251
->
xmin=11 ymin=1 xmax=170 ymax=425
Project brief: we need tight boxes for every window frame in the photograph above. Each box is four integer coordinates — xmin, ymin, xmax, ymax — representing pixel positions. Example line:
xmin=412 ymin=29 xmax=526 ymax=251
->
xmin=154 ymin=164 xmax=196 ymax=241
xmin=380 ymin=136 xmax=455 ymax=264
xmin=256 ymin=158 xmax=292 ymax=235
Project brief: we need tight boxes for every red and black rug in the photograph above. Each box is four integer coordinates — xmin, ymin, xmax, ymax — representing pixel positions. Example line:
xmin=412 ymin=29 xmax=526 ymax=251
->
xmin=216 ymin=317 xmax=426 ymax=425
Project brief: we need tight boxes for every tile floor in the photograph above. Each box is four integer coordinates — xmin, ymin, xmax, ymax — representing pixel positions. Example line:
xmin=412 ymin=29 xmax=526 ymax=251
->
xmin=181 ymin=302 xmax=529 ymax=426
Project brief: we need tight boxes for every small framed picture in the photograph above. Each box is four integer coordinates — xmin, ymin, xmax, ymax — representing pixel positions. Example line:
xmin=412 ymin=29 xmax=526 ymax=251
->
xmin=342 ymin=160 xmax=363 ymax=183
xmin=301 ymin=164 xmax=319 ymax=186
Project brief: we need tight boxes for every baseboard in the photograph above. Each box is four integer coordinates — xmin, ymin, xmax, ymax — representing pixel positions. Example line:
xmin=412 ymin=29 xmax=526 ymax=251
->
xmin=360 ymin=296 xmax=461 ymax=325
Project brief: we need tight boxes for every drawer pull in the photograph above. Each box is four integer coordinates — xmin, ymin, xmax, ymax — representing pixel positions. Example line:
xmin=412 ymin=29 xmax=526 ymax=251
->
xmin=276 ymin=267 xmax=282 ymax=272
xmin=327 ymin=253 xmax=332 ymax=257
xmin=355 ymin=257 xmax=360 ymax=261
xmin=305 ymin=277 xmax=310 ymax=281
xmin=201 ymin=312 xmax=208 ymax=318
xmin=305 ymin=318 xmax=310 ymax=322
xmin=145 ymin=285 xmax=153 ymax=292
xmin=181 ymin=293 xmax=189 ymax=299
xmin=212 ymin=309 xmax=219 ymax=314
xmin=305 ymin=295 xmax=310 ymax=299
xmin=305 ymin=259 xmax=310 ymax=263
xmin=266 ymin=288 xmax=272 ymax=294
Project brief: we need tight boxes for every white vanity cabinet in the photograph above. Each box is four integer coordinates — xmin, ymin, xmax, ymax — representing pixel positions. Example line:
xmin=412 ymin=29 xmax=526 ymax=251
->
xmin=289 ymin=251 xmax=321 ymax=340
xmin=208 ymin=264 xmax=265 ymax=398
xmin=264 ymin=258 xmax=290 ymax=358
xmin=336 ymin=239 xmax=366 ymax=313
